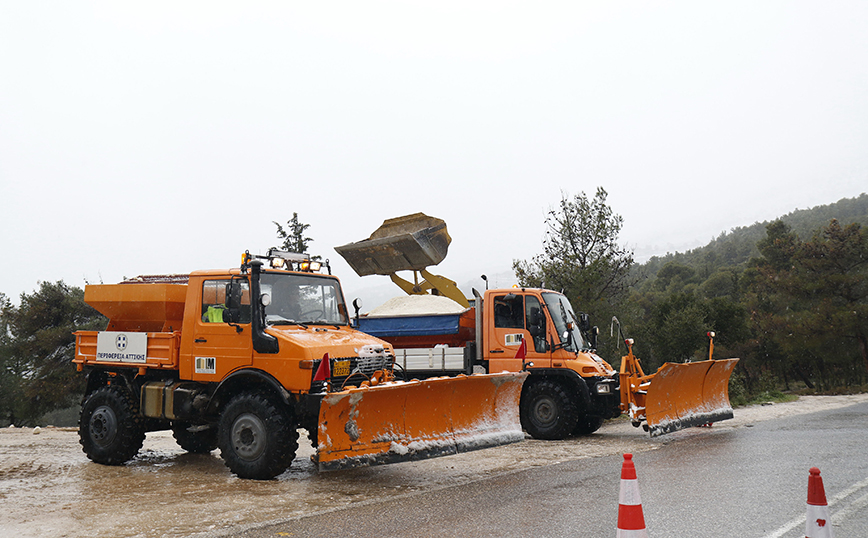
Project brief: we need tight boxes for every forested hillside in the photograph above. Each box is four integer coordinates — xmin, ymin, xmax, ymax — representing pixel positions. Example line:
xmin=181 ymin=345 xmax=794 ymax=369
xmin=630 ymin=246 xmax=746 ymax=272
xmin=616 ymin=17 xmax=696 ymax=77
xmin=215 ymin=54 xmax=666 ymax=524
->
xmin=636 ymin=193 xmax=868 ymax=282
xmin=621 ymin=193 xmax=868 ymax=403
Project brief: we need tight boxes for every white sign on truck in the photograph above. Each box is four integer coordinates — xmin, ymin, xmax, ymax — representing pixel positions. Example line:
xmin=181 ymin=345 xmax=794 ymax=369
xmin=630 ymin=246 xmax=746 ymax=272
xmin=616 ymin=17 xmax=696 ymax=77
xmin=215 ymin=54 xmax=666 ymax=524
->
xmin=95 ymin=331 xmax=148 ymax=363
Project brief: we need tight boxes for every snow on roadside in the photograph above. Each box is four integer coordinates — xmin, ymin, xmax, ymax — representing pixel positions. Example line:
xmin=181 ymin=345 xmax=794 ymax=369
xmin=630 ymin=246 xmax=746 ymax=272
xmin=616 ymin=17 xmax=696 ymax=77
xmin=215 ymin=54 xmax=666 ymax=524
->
xmin=726 ymin=393 xmax=868 ymax=426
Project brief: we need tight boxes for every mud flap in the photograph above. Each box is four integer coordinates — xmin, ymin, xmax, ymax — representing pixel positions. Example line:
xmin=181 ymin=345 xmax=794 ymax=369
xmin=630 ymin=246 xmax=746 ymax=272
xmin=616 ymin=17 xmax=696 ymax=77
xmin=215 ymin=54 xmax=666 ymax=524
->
xmin=316 ymin=372 xmax=527 ymax=471
xmin=644 ymin=358 xmax=739 ymax=437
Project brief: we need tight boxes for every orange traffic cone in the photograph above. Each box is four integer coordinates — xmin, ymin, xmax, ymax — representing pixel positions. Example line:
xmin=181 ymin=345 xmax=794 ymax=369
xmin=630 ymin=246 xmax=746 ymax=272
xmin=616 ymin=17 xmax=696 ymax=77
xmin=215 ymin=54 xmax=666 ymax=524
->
xmin=806 ymin=467 xmax=834 ymax=537
xmin=617 ymin=453 xmax=648 ymax=537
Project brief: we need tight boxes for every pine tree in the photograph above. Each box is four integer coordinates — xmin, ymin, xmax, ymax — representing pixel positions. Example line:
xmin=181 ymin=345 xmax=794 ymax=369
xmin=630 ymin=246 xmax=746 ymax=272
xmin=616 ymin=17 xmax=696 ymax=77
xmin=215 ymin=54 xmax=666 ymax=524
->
xmin=513 ymin=187 xmax=635 ymax=335
xmin=273 ymin=213 xmax=313 ymax=254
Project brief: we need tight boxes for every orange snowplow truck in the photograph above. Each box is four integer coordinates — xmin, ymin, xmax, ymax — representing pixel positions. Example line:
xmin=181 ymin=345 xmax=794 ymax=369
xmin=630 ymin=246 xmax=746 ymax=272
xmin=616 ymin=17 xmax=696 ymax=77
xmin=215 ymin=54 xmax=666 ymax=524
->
xmin=73 ymin=251 xmax=526 ymax=479
xmin=336 ymin=213 xmax=740 ymax=440
xmin=359 ymin=289 xmax=739 ymax=439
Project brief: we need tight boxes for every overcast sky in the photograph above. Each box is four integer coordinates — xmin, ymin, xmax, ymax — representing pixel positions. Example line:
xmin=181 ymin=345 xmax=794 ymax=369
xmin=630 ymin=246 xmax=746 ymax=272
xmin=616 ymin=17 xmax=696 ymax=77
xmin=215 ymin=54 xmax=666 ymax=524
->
xmin=2 ymin=2 xmax=866 ymax=309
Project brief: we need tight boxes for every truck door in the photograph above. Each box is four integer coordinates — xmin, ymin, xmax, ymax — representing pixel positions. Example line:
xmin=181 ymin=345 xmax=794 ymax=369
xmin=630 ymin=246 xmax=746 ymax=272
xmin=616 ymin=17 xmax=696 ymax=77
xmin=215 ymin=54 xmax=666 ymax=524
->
xmin=189 ymin=278 xmax=253 ymax=381
xmin=487 ymin=292 xmax=551 ymax=372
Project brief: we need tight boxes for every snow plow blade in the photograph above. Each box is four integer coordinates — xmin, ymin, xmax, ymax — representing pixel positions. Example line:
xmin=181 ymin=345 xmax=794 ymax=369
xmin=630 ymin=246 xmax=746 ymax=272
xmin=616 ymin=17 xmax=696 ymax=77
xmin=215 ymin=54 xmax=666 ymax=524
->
xmin=316 ymin=372 xmax=527 ymax=471
xmin=645 ymin=358 xmax=739 ymax=437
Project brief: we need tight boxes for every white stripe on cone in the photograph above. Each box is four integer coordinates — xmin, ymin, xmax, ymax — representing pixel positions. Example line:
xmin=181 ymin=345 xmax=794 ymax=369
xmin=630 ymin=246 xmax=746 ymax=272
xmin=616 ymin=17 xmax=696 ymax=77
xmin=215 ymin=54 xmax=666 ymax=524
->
xmin=620 ymin=478 xmax=642 ymax=506
xmin=806 ymin=504 xmax=834 ymax=538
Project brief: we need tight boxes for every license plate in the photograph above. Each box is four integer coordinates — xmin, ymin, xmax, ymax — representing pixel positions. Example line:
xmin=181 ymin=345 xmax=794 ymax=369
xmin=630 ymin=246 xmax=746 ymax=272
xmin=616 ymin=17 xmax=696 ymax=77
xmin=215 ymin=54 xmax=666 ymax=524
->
xmin=333 ymin=360 xmax=351 ymax=377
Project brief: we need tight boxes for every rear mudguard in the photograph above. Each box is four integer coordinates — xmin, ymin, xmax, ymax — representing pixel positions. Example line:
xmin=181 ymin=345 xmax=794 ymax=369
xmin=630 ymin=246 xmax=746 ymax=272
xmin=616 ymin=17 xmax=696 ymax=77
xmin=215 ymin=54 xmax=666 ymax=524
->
xmin=316 ymin=372 xmax=527 ymax=471
xmin=644 ymin=358 xmax=739 ymax=437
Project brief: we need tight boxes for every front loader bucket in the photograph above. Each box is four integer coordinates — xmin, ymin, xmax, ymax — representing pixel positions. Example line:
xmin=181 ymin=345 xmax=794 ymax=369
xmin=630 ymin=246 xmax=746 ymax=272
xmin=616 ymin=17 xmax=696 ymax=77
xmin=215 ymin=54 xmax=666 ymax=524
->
xmin=316 ymin=372 xmax=527 ymax=471
xmin=334 ymin=213 xmax=451 ymax=276
xmin=644 ymin=358 xmax=739 ymax=437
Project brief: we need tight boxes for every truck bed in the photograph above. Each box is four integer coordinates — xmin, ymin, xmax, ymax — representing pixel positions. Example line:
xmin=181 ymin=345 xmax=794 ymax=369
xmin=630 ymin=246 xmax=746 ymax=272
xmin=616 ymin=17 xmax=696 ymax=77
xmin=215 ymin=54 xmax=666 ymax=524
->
xmin=74 ymin=331 xmax=180 ymax=371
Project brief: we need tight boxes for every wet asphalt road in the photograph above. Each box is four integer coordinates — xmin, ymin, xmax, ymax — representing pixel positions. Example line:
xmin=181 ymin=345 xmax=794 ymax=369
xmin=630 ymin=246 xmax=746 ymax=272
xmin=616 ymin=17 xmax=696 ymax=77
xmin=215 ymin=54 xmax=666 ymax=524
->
xmin=228 ymin=402 xmax=868 ymax=538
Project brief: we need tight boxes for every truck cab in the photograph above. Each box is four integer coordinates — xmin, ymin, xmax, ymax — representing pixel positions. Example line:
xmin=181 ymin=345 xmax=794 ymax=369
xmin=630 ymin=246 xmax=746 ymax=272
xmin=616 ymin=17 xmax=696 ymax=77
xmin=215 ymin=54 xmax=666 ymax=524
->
xmin=357 ymin=287 xmax=622 ymax=440
xmin=479 ymin=288 xmax=621 ymax=438
xmin=178 ymin=263 xmax=383 ymax=393
xmin=484 ymin=289 xmax=615 ymax=377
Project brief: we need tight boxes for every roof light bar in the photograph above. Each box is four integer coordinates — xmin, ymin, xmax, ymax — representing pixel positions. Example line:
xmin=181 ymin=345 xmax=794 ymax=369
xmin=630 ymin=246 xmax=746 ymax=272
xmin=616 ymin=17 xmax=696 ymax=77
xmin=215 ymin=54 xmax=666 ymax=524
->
xmin=241 ymin=250 xmax=330 ymax=274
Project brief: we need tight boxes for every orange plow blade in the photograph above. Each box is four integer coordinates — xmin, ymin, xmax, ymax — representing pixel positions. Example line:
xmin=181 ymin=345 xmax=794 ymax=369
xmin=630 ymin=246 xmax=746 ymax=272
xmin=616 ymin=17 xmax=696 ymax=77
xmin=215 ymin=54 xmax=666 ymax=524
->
xmin=316 ymin=372 xmax=527 ymax=471
xmin=644 ymin=358 xmax=739 ymax=437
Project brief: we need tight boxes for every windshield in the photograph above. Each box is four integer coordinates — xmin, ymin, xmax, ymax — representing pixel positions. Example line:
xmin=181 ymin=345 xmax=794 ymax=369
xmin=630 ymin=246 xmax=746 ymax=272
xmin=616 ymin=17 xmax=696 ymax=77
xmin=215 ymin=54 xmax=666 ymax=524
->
xmin=260 ymin=272 xmax=349 ymax=326
xmin=541 ymin=292 xmax=586 ymax=352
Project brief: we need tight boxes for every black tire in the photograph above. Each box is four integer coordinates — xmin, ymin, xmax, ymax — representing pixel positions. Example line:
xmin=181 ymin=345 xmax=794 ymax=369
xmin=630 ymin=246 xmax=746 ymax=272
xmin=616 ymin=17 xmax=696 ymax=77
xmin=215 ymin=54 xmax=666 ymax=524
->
xmin=79 ymin=385 xmax=146 ymax=465
xmin=218 ymin=393 xmax=298 ymax=480
xmin=306 ymin=426 xmax=318 ymax=450
xmin=573 ymin=416 xmax=605 ymax=436
xmin=520 ymin=379 xmax=579 ymax=440
xmin=172 ymin=422 xmax=218 ymax=454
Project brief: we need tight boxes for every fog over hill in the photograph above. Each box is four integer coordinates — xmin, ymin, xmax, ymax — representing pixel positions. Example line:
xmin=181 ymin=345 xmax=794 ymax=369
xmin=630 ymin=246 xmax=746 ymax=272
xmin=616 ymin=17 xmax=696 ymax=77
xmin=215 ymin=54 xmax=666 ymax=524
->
xmin=635 ymin=192 xmax=868 ymax=280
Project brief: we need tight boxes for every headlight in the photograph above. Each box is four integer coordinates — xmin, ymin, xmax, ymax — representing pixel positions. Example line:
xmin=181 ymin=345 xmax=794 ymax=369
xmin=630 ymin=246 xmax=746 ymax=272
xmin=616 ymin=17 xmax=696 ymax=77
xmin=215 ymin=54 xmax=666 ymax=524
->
xmin=300 ymin=261 xmax=322 ymax=272
xmin=596 ymin=383 xmax=611 ymax=394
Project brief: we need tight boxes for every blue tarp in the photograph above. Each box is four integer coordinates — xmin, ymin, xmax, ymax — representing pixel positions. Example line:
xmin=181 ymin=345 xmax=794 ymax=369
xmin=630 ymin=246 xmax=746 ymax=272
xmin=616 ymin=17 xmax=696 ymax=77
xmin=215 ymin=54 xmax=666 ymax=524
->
xmin=358 ymin=314 xmax=461 ymax=337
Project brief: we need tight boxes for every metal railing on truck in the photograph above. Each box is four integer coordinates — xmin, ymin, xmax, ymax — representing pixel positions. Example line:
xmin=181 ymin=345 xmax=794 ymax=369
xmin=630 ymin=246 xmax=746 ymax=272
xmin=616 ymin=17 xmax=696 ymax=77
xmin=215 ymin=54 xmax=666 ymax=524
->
xmin=394 ymin=346 xmax=467 ymax=374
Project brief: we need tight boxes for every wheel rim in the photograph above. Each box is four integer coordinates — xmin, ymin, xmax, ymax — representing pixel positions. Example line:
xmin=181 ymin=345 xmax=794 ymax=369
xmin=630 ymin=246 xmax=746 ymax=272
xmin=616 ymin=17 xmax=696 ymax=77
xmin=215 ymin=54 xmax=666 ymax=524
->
xmin=231 ymin=412 xmax=267 ymax=461
xmin=532 ymin=396 xmax=557 ymax=428
xmin=89 ymin=405 xmax=118 ymax=447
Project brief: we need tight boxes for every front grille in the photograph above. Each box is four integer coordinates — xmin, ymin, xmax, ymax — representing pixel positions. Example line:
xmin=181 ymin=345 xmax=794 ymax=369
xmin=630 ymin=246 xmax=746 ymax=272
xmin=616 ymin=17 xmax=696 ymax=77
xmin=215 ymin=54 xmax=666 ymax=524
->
xmin=587 ymin=377 xmax=621 ymax=418
xmin=311 ymin=354 xmax=395 ymax=392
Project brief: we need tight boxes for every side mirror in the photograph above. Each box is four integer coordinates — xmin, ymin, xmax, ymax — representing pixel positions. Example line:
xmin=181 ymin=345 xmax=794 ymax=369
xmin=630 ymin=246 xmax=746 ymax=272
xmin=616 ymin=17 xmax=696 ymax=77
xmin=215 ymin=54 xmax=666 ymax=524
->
xmin=227 ymin=281 xmax=242 ymax=309
xmin=224 ymin=279 xmax=245 ymax=331
xmin=562 ymin=324 xmax=573 ymax=348
xmin=352 ymin=298 xmax=363 ymax=327
xmin=579 ymin=313 xmax=591 ymax=332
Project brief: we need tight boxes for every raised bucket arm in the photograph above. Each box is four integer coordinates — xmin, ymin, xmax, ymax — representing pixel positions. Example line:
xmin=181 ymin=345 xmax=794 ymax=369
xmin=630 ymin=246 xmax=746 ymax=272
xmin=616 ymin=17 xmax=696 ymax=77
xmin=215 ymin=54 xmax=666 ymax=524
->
xmin=334 ymin=213 xmax=470 ymax=308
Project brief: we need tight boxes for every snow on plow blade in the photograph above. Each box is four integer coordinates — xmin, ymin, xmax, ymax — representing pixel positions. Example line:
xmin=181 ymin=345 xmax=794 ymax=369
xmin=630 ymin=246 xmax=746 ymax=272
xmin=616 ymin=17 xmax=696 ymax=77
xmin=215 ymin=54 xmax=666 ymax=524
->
xmin=645 ymin=358 xmax=739 ymax=437
xmin=316 ymin=372 xmax=527 ymax=471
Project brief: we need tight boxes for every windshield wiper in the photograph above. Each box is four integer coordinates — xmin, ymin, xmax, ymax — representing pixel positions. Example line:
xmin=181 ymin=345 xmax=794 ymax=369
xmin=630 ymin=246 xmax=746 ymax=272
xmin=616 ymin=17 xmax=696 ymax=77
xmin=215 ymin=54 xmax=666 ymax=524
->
xmin=301 ymin=320 xmax=345 ymax=330
xmin=270 ymin=320 xmax=309 ymax=329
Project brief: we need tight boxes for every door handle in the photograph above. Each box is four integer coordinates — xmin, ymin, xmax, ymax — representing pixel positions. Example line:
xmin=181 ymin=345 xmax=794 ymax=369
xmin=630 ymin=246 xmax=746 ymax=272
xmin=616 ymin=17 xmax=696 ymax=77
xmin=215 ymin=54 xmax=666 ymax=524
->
xmin=489 ymin=349 xmax=504 ymax=353
xmin=195 ymin=338 xmax=207 ymax=343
